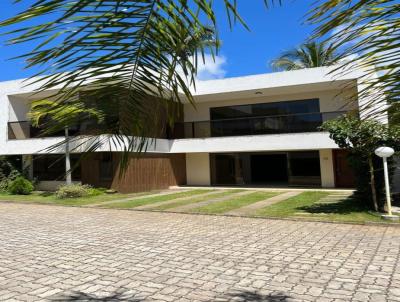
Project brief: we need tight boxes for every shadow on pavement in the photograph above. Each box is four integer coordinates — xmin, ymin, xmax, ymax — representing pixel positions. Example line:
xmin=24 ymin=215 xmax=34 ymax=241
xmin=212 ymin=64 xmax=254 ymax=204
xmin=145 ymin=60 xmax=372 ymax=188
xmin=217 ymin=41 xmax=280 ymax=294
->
xmin=221 ymin=290 xmax=290 ymax=301
xmin=52 ymin=289 xmax=289 ymax=302
xmin=52 ymin=290 xmax=143 ymax=301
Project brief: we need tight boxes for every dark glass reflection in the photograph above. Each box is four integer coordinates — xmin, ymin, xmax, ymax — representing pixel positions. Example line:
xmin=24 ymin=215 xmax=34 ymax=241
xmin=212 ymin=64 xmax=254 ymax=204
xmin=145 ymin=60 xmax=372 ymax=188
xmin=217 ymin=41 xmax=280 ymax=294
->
xmin=209 ymin=99 xmax=321 ymax=137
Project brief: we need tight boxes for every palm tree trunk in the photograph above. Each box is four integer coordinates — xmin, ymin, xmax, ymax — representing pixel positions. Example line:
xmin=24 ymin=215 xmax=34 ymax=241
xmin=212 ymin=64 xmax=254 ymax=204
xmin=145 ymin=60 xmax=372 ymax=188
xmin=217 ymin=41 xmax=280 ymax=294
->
xmin=368 ymin=154 xmax=378 ymax=212
xmin=65 ymin=127 xmax=72 ymax=185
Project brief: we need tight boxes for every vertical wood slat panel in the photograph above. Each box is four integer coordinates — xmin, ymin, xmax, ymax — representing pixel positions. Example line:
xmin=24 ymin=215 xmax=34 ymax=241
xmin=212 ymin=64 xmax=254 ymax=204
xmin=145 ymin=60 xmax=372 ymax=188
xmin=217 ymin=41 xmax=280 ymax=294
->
xmin=81 ymin=153 xmax=186 ymax=193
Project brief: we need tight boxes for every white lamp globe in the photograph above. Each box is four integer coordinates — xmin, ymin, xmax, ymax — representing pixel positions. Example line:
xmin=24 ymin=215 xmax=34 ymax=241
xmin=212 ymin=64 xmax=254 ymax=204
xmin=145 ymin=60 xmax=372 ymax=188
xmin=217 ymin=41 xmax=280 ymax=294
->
xmin=375 ymin=147 xmax=395 ymax=158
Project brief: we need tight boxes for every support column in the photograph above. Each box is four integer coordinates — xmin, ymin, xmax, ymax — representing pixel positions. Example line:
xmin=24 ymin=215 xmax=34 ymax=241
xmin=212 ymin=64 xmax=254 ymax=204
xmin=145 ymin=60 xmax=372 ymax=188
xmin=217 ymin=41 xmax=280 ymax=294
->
xmin=319 ymin=149 xmax=335 ymax=188
xmin=22 ymin=154 xmax=33 ymax=180
xmin=185 ymin=153 xmax=211 ymax=186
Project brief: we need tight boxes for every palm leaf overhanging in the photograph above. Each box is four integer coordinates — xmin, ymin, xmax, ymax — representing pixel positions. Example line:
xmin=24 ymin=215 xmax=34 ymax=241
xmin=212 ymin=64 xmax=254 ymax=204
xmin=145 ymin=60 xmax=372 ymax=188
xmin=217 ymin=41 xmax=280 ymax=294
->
xmin=307 ymin=0 xmax=400 ymax=121
xmin=0 ymin=0 xmax=277 ymax=170
xmin=271 ymin=41 xmax=342 ymax=71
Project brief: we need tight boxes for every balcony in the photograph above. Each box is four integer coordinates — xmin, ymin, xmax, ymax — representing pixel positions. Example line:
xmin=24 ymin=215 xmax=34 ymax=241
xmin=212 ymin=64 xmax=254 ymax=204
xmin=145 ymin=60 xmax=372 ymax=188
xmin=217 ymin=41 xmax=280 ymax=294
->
xmin=8 ymin=121 xmax=80 ymax=140
xmin=8 ymin=111 xmax=348 ymax=141
xmin=170 ymin=111 xmax=348 ymax=139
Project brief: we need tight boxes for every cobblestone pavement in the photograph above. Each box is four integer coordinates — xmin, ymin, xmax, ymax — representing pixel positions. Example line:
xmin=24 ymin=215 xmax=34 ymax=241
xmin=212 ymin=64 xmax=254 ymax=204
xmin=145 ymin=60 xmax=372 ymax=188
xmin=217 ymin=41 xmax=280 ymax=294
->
xmin=0 ymin=203 xmax=400 ymax=302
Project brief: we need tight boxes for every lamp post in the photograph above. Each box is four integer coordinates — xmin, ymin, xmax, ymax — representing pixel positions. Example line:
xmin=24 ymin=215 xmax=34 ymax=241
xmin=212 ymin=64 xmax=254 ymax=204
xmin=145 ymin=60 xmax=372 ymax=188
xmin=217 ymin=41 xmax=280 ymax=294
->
xmin=374 ymin=146 xmax=397 ymax=220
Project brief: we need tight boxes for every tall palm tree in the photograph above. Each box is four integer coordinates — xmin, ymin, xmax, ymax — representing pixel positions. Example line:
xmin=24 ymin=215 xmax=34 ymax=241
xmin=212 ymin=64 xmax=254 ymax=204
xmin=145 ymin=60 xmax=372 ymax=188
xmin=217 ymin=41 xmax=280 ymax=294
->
xmin=28 ymin=100 xmax=103 ymax=184
xmin=271 ymin=41 xmax=341 ymax=71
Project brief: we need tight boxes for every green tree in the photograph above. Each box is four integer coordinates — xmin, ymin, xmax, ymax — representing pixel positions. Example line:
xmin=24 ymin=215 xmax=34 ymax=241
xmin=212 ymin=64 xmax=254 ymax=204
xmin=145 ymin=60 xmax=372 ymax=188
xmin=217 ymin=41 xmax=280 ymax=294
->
xmin=321 ymin=115 xmax=399 ymax=211
xmin=28 ymin=99 xmax=103 ymax=184
xmin=271 ymin=41 xmax=341 ymax=71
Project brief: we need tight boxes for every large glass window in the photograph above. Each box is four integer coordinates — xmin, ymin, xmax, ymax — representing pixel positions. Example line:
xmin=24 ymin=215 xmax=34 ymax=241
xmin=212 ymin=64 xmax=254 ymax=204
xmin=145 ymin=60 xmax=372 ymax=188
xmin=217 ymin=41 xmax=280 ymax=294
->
xmin=210 ymin=151 xmax=321 ymax=187
xmin=289 ymin=151 xmax=321 ymax=177
xmin=210 ymin=99 xmax=320 ymax=120
xmin=209 ymin=99 xmax=321 ymax=137
xmin=33 ymin=155 xmax=81 ymax=181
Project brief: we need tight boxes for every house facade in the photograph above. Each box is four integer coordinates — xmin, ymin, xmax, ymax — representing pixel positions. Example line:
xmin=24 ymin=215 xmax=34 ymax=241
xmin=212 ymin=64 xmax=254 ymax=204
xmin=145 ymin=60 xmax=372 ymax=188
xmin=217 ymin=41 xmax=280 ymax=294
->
xmin=0 ymin=66 xmax=377 ymax=192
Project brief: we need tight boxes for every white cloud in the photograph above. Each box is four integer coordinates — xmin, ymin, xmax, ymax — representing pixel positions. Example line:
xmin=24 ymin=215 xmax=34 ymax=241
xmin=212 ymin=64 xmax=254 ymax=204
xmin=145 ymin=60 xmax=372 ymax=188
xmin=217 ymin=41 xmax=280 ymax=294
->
xmin=196 ymin=54 xmax=227 ymax=80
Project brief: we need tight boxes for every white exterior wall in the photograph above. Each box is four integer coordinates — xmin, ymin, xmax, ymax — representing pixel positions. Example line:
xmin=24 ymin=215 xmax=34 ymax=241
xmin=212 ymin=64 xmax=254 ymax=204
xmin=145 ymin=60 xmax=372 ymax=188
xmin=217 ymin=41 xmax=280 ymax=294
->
xmin=319 ymin=149 xmax=335 ymax=188
xmin=185 ymin=153 xmax=211 ymax=186
xmin=170 ymin=132 xmax=338 ymax=153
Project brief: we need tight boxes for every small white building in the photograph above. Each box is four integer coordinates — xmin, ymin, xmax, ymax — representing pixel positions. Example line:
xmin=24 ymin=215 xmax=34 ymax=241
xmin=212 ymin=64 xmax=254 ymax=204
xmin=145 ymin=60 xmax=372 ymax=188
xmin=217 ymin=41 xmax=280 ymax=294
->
xmin=0 ymin=66 xmax=382 ymax=192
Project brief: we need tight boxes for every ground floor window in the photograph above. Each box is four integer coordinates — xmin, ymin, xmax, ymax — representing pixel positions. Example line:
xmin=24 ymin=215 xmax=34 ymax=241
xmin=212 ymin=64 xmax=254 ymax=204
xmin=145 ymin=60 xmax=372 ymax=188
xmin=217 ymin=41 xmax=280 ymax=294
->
xmin=33 ymin=154 xmax=81 ymax=181
xmin=210 ymin=151 xmax=321 ymax=187
xmin=99 ymin=153 xmax=113 ymax=181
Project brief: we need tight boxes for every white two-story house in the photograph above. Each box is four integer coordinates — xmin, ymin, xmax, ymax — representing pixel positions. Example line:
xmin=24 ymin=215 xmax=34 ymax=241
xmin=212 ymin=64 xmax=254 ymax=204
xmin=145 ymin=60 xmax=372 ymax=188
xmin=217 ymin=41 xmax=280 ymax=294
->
xmin=0 ymin=66 xmax=376 ymax=192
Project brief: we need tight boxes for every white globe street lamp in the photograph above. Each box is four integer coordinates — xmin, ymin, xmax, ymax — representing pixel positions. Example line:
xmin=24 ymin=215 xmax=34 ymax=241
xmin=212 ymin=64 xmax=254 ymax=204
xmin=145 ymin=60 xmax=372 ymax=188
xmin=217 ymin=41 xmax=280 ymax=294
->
xmin=374 ymin=147 xmax=396 ymax=218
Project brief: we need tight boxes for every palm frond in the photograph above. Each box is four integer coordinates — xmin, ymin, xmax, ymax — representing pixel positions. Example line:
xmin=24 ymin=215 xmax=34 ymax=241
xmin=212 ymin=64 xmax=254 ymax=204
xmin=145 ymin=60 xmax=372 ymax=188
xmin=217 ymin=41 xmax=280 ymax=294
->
xmin=271 ymin=41 xmax=342 ymax=71
xmin=307 ymin=0 xmax=400 ymax=120
xmin=1 ymin=0 xmax=273 ymax=171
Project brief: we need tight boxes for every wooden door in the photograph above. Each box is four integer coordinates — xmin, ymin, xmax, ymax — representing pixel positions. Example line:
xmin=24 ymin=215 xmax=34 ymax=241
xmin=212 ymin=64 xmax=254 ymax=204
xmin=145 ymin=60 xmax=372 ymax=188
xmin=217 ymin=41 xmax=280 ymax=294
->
xmin=333 ymin=150 xmax=355 ymax=188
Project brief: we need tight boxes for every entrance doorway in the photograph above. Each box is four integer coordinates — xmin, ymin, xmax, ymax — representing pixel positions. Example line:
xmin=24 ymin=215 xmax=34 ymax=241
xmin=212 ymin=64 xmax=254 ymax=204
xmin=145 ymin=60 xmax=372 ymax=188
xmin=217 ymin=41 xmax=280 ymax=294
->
xmin=333 ymin=150 xmax=355 ymax=188
xmin=210 ymin=151 xmax=321 ymax=187
xmin=250 ymin=154 xmax=288 ymax=184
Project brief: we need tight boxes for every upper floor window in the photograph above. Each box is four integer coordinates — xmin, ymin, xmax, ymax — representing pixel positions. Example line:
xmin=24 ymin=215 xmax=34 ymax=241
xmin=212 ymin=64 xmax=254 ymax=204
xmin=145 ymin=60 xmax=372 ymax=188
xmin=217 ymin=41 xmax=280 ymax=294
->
xmin=210 ymin=99 xmax=320 ymax=120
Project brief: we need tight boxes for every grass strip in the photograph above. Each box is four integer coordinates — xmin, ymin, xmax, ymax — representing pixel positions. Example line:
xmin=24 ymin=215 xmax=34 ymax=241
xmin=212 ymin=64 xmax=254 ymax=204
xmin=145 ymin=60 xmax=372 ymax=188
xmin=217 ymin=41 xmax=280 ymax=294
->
xmin=256 ymin=191 xmax=329 ymax=217
xmin=255 ymin=191 xmax=387 ymax=223
xmin=153 ymin=189 xmax=245 ymax=211
xmin=0 ymin=191 xmax=148 ymax=206
xmin=105 ymin=189 xmax=214 ymax=209
xmin=191 ymin=191 xmax=279 ymax=214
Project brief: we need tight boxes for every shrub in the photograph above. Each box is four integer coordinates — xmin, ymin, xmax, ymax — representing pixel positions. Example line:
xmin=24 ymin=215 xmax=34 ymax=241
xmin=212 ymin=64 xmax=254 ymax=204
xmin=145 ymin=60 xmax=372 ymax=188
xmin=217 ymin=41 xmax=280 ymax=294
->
xmin=55 ymin=184 xmax=102 ymax=199
xmin=0 ymin=179 xmax=9 ymax=193
xmin=0 ymin=169 xmax=21 ymax=193
xmin=8 ymin=177 xmax=34 ymax=195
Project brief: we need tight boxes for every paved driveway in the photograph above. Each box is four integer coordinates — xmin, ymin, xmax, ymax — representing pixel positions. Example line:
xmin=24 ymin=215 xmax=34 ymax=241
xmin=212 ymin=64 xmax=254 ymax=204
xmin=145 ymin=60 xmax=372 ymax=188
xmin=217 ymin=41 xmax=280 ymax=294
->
xmin=0 ymin=203 xmax=399 ymax=302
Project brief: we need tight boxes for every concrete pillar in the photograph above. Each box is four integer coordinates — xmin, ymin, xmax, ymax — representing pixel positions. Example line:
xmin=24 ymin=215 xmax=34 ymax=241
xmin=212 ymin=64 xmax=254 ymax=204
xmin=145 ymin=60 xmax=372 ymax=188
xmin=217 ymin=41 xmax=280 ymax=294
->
xmin=234 ymin=154 xmax=244 ymax=185
xmin=185 ymin=153 xmax=211 ymax=186
xmin=22 ymin=154 xmax=33 ymax=180
xmin=319 ymin=149 xmax=335 ymax=188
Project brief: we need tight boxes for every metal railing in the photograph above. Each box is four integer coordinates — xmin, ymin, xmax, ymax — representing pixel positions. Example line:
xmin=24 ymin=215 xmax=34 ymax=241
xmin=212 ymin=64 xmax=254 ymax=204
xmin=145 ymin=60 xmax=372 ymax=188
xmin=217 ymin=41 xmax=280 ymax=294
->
xmin=8 ymin=111 xmax=349 ymax=140
xmin=170 ymin=111 xmax=348 ymax=139
xmin=7 ymin=121 xmax=80 ymax=140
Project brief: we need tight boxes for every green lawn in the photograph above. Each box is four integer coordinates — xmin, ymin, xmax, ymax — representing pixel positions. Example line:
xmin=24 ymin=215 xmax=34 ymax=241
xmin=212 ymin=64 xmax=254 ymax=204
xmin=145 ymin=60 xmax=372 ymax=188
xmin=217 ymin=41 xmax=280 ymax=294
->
xmin=0 ymin=191 xmax=136 ymax=206
xmin=191 ymin=191 xmax=279 ymax=214
xmin=104 ymin=189 xmax=214 ymax=209
xmin=255 ymin=191 xmax=387 ymax=223
xmin=1 ymin=188 xmax=396 ymax=225
xmin=153 ymin=189 xmax=244 ymax=211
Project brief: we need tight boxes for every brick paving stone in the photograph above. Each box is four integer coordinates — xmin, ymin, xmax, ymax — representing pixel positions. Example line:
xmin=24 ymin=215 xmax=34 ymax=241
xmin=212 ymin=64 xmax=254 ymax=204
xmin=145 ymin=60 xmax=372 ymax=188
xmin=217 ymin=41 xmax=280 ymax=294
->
xmin=0 ymin=203 xmax=399 ymax=301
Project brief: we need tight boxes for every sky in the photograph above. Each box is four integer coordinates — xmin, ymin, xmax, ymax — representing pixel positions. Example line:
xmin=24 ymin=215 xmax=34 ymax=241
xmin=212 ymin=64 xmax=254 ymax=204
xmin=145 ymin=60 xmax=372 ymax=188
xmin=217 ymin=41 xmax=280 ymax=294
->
xmin=0 ymin=1 xmax=316 ymax=82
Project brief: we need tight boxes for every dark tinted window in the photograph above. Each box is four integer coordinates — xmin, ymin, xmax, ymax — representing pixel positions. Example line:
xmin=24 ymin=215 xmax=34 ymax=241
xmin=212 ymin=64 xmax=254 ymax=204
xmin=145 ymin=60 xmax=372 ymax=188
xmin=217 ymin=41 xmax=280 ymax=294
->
xmin=99 ymin=153 xmax=113 ymax=181
xmin=289 ymin=151 xmax=321 ymax=177
xmin=33 ymin=155 xmax=80 ymax=181
xmin=210 ymin=99 xmax=320 ymax=120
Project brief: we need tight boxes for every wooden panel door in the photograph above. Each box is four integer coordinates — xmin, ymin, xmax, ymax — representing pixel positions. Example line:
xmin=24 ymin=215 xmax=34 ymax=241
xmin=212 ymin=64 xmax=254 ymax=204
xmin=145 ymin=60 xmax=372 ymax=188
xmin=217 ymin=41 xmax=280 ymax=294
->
xmin=333 ymin=150 xmax=355 ymax=188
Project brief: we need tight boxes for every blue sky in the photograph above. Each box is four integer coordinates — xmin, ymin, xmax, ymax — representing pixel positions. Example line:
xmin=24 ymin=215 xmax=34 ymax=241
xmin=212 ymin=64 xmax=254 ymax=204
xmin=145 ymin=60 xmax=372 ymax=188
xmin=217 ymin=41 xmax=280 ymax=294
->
xmin=0 ymin=1 xmax=315 ymax=81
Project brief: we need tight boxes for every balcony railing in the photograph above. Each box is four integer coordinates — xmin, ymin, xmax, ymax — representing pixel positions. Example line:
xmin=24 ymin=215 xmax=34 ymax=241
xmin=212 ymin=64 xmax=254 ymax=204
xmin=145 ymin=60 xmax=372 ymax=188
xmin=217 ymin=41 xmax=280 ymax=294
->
xmin=8 ymin=111 xmax=348 ymax=140
xmin=170 ymin=111 xmax=348 ymax=139
xmin=8 ymin=121 xmax=80 ymax=140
